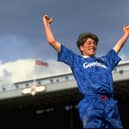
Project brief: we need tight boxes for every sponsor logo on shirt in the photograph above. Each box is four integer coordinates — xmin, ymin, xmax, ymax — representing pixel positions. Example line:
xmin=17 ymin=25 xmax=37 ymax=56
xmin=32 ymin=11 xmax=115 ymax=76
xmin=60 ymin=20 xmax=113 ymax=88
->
xmin=83 ymin=61 xmax=107 ymax=69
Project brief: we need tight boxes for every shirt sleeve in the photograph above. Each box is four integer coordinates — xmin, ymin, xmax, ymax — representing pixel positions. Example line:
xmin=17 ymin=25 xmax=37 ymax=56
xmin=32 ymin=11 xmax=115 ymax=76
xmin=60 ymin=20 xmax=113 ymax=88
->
xmin=104 ymin=49 xmax=121 ymax=71
xmin=57 ymin=44 xmax=76 ymax=67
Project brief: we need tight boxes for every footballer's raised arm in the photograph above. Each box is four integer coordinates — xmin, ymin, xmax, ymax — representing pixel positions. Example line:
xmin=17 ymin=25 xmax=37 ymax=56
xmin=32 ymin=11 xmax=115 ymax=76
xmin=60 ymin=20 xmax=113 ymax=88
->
xmin=42 ymin=15 xmax=61 ymax=52
xmin=113 ymin=25 xmax=129 ymax=53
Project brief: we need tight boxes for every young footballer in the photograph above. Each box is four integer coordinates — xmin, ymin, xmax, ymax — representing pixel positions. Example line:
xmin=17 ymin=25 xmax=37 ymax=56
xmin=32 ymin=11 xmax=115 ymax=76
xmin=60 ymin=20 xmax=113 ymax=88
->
xmin=42 ymin=14 xmax=129 ymax=128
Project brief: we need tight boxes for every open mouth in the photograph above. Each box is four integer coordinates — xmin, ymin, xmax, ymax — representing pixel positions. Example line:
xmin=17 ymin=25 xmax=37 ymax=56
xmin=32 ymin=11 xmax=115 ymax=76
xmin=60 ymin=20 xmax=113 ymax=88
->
xmin=88 ymin=47 xmax=96 ymax=51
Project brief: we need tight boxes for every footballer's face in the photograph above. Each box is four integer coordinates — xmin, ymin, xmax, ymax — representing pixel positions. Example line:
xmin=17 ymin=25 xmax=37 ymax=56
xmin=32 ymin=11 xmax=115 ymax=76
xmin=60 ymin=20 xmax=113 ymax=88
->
xmin=80 ymin=38 xmax=97 ymax=56
xmin=80 ymin=38 xmax=97 ymax=57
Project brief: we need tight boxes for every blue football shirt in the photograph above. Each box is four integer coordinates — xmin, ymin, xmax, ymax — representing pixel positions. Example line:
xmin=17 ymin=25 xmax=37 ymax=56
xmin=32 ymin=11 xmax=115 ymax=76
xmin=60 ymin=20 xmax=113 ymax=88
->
xmin=57 ymin=44 xmax=121 ymax=96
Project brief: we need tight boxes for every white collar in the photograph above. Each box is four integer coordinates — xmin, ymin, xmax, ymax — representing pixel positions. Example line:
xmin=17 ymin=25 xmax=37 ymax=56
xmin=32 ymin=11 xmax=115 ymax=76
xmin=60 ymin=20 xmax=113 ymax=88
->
xmin=82 ymin=55 xmax=90 ymax=58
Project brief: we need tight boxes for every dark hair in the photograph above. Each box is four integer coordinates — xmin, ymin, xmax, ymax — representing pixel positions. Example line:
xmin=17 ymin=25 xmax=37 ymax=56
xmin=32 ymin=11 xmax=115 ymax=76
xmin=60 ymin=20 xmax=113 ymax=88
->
xmin=76 ymin=32 xmax=99 ymax=49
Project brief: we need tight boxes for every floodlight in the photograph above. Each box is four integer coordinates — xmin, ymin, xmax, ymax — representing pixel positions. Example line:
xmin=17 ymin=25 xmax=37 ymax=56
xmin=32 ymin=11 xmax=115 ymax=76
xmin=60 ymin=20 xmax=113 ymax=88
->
xmin=22 ymin=85 xmax=46 ymax=96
